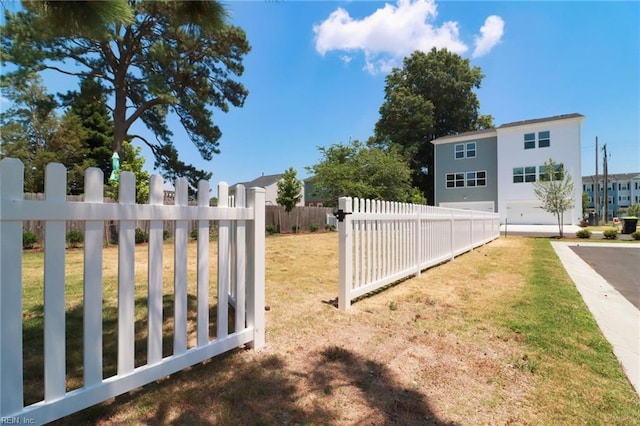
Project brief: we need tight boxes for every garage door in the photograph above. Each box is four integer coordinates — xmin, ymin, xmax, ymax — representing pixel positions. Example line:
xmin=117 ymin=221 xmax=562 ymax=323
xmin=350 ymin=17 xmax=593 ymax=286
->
xmin=506 ymin=201 xmax=568 ymax=225
xmin=439 ymin=201 xmax=494 ymax=213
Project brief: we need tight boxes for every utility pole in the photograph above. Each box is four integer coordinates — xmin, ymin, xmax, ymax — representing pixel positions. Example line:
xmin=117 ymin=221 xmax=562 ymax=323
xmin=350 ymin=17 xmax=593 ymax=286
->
xmin=594 ymin=137 xmax=599 ymax=224
xmin=603 ymin=143 xmax=608 ymax=223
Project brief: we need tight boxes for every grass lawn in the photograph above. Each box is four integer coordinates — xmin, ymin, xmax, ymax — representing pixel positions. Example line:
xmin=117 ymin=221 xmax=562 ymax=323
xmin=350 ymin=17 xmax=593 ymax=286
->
xmin=20 ymin=233 xmax=640 ymax=425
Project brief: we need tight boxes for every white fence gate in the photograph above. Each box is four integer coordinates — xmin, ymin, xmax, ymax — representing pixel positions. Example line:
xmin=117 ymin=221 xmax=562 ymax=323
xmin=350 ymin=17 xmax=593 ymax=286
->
xmin=337 ymin=197 xmax=500 ymax=310
xmin=0 ymin=158 xmax=265 ymax=424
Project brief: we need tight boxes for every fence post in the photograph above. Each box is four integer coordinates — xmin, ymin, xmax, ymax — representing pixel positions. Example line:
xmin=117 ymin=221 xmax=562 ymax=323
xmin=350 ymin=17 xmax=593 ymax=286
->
xmin=247 ymin=187 xmax=265 ymax=349
xmin=338 ymin=197 xmax=353 ymax=310
xmin=0 ymin=158 xmax=25 ymax=416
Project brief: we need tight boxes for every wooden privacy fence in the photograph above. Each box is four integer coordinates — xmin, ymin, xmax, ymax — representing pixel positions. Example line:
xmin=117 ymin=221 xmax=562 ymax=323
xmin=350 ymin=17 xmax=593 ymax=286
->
xmin=265 ymin=205 xmax=334 ymax=233
xmin=337 ymin=197 xmax=500 ymax=310
xmin=0 ymin=158 xmax=265 ymax=424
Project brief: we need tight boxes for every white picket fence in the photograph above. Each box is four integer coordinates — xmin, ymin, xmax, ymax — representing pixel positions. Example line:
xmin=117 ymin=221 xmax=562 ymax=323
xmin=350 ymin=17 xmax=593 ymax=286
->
xmin=0 ymin=158 xmax=265 ymax=424
xmin=337 ymin=197 xmax=500 ymax=310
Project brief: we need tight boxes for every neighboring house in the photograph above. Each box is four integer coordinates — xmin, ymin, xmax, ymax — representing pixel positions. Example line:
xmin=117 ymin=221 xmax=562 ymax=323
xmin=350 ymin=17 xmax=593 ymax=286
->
xmin=432 ymin=113 xmax=584 ymax=225
xmin=230 ymin=173 xmax=305 ymax=206
xmin=583 ymin=173 xmax=640 ymax=221
xmin=304 ymin=177 xmax=331 ymax=207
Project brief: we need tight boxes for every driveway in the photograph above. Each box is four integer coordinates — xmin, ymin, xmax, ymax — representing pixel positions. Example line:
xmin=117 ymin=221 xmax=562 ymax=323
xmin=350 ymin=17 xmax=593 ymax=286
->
xmin=551 ymin=242 xmax=640 ymax=396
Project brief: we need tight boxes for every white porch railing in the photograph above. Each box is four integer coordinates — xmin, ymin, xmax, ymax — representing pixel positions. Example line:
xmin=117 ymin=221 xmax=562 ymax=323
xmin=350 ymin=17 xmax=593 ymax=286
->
xmin=0 ymin=158 xmax=265 ymax=424
xmin=337 ymin=197 xmax=500 ymax=310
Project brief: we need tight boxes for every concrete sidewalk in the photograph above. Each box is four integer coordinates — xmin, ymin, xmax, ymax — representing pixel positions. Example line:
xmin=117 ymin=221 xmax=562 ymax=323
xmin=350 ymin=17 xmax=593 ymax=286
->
xmin=551 ymin=242 xmax=640 ymax=396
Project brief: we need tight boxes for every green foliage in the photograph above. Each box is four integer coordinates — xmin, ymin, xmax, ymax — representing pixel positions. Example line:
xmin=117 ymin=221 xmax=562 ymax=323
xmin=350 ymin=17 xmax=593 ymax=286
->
xmin=106 ymin=142 xmax=150 ymax=204
xmin=324 ymin=224 xmax=336 ymax=232
xmin=163 ymin=229 xmax=171 ymax=241
xmin=533 ymin=158 xmax=574 ymax=238
xmin=582 ymin=192 xmax=590 ymax=217
xmin=603 ymin=229 xmax=618 ymax=240
xmin=373 ymin=48 xmax=491 ymax=203
xmin=135 ymin=228 xmax=149 ymax=244
xmin=575 ymin=229 xmax=592 ymax=239
xmin=23 ymin=231 xmax=38 ymax=249
xmin=190 ymin=228 xmax=199 ymax=241
xmin=631 ymin=231 xmax=640 ymax=241
xmin=1 ymin=2 xmax=248 ymax=192
xmin=265 ymin=224 xmax=278 ymax=235
xmin=291 ymin=224 xmax=300 ymax=233
xmin=66 ymin=230 xmax=84 ymax=248
xmin=310 ymin=223 xmax=319 ymax=232
xmin=276 ymin=167 xmax=302 ymax=213
xmin=307 ymin=140 xmax=424 ymax=207
xmin=627 ymin=203 xmax=640 ymax=217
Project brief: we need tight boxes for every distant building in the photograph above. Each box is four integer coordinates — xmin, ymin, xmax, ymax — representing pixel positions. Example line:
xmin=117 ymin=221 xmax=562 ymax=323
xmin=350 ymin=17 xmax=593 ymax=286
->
xmin=304 ymin=177 xmax=331 ymax=207
xmin=432 ymin=113 xmax=584 ymax=225
xmin=582 ymin=173 xmax=640 ymax=221
xmin=230 ymin=173 xmax=305 ymax=206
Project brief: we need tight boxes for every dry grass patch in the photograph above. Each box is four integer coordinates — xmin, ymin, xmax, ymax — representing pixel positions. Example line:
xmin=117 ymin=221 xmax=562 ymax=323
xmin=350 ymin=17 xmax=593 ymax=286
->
xmin=21 ymin=233 xmax=638 ymax=425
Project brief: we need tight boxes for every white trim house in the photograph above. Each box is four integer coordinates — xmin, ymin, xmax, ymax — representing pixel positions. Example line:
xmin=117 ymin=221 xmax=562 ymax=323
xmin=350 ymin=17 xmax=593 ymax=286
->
xmin=432 ymin=113 xmax=584 ymax=225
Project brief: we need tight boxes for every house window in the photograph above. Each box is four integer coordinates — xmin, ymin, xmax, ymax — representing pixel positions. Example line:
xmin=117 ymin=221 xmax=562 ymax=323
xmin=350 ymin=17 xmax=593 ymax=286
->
xmin=454 ymin=142 xmax=477 ymax=159
xmin=455 ymin=144 xmax=464 ymax=159
xmin=466 ymin=171 xmax=486 ymax=187
xmin=525 ymin=166 xmax=536 ymax=182
xmin=446 ymin=173 xmax=465 ymax=188
xmin=524 ymin=133 xmax=535 ymax=150
xmin=539 ymin=163 xmax=563 ymax=181
xmin=513 ymin=167 xmax=524 ymax=183
xmin=538 ymin=131 xmax=550 ymax=148
xmin=466 ymin=142 xmax=476 ymax=158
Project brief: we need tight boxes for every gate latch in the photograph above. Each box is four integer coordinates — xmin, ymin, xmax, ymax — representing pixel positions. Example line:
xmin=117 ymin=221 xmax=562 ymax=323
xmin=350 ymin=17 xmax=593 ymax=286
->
xmin=333 ymin=209 xmax=352 ymax=222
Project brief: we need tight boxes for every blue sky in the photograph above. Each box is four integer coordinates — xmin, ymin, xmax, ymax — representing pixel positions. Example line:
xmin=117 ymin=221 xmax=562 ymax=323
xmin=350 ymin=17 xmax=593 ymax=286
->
xmin=3 ymin=1 xmax=639 ymax=192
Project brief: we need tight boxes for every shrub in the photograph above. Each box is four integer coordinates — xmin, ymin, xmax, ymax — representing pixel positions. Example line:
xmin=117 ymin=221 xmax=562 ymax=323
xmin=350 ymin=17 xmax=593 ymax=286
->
xmin=190 ymin=227 xmax=198 ymax=240
xmin=163 ymin=229 xmax=171 ymax=240
xmin=265 ymin=224 xmax=277 ymax=235
xmin=291 ymin=224 xmax=299 ymax=233
xmin=310 ymin=223 xmax=319 ymax=232
xmin=603 ymin=228 xmax=618 ymax=240
xmin=23 ymin=231 xmax=38 ymax=250
xmin=66 ymin=230 xmax=84 ymax=248
xmin=631 ymin=231 xmax=640 ymax=241
xmin=324 ymin=224 xmax=336 ymax=232
xmin=135 ymin=227 xmax=149 ymax=244
xmin=575 ymin=229 xmax=591 ymax=239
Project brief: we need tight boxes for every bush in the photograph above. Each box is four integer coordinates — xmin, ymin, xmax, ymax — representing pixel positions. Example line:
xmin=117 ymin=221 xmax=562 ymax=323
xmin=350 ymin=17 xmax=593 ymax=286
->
xmin=310 ymin=223 xmax=319 ymax=232
xmin=265 ymin=224 xmax=277 ymax=235
xmin=631 ymin=231 xmax=640 ymax=241
xmin=163 ymin=229 xmax=171 ymax=240
xmin=324 ymin=224 xmax=336 ymax=232
xmin=603 ymin=228 xmax=618 ymax=240
xmin=135 ymin=227 xmax=149 ymax=244
xmin=190 ymin=227 xmax=198 ymax=240
xmin=575 ymin=229 xmax=591 ymax=239
xmin=66 ymin=230 xmax=84 ymax=248
xmin=23 ymin=231 xmax=38 ymax=250
xmin=291 ymin=224 xmax=299 ymax=233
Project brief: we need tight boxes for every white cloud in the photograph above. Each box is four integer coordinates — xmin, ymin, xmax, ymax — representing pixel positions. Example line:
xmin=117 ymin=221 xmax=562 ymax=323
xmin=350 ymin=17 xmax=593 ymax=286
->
xmin=313 ymin=0 xmax=504 ymax=74
xmin=340 ymin=55 xmax=353 ymax=64
xmin=472 ymin=15 xmax=504 ymax=58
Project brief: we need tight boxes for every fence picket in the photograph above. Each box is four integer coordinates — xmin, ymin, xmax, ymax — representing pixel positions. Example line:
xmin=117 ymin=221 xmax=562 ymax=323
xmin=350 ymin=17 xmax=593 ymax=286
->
xmin=44 ymin=163 xmax=67 ymax=401
xmin=217 ymin=182 xmax=230 ymax=340
xmin=197 ymin=180 xmax=211 ymax=347
xmin=234 ymin=185 xmax=247 ymax=334
xmin=84 ymin=168 xmax=104 ymax=385
xmin=148 ymin=175 xmax=164 ymax=364
xmin=118 ymin=172 xmax=136 ymax=374
xmin=174 ymin=178 xmax=189 ymax=354
xmin=337 ymin=197 xmax=500 ymax=309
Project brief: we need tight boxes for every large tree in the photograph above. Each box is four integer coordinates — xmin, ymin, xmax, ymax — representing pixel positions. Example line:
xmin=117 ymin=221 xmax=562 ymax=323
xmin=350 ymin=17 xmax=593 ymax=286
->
xmin=1 ymin=1 xmax=250 ymax=191
xmin=374 ymin=48 xmax=493 ymax=204
xmin=307 ymin=140 xmax=424 ymax=207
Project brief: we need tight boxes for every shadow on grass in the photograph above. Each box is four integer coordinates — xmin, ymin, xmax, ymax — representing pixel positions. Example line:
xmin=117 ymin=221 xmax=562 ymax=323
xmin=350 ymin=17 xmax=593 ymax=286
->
xmin=47 ymin=345 xmax=451 ymax=425
xmin=23 ymin=294 xmax=234 ymax=406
